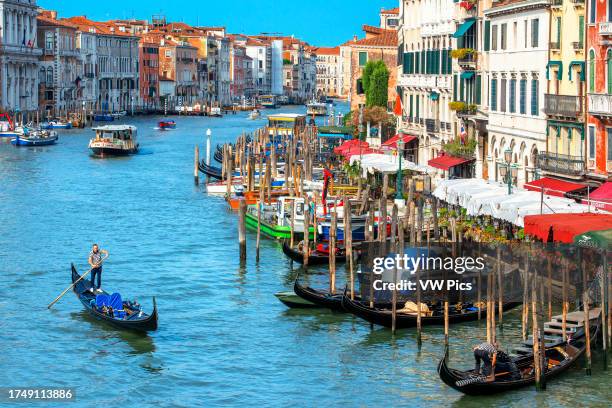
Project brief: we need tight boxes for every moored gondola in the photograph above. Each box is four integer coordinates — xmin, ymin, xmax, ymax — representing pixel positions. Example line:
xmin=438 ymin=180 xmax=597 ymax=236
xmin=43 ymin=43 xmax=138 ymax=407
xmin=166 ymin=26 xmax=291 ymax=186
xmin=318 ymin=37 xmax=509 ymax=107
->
xmin=293 ymin=279 xmax=347 ymax=311
xmin=281 ymin=240 xmax=346 ymax=265
xmin=274 ymin=291 xmax=318 ymax=308
xmin=341 ymin=293 xmax=520 ymax=329
xmin=71 ymin=264 xmax=158 ymax=332
xmin=437 ymin=329 xmax=594 ymax=395
xmin=198 ymin=160 xmax=223 ymax=179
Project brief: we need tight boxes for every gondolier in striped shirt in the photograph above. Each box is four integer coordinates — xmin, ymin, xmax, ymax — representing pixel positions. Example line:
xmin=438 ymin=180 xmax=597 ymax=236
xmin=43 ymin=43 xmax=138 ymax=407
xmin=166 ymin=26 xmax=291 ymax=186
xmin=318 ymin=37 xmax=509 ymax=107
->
xmin=88 ymin=244 xmax=108 ymax=293
xmin=473 ymin=342 xmax=497 ymax=377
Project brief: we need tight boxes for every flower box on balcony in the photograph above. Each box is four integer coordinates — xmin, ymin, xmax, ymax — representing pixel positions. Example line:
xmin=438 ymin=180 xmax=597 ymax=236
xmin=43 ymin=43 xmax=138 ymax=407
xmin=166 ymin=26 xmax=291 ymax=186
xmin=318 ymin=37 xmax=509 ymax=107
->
xmin=450 ymin=48 xmax=476 ymax=59
xmin=449 ymin=101 xmax=477 ymax=115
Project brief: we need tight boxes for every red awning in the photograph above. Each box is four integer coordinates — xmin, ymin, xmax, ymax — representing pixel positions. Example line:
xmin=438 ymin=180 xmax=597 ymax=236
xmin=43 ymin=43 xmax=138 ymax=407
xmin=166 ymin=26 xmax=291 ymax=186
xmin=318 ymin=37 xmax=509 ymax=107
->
xmin=589 ymin=182 xmax=612 ymax=212
xmin=524 ymin=213 xmax=612 ymax=243
xmin=342 ymin=146 xmax=380 ymax=159
xmin=382 ymin=133 xmax=417 ymax=148
xmin=333 ymin=139 xmax=369 ymax=154
xmin=428 ymin=154 xmax=473 ymax=170
xmin=524 ymin=177 xmax=586 ymax=198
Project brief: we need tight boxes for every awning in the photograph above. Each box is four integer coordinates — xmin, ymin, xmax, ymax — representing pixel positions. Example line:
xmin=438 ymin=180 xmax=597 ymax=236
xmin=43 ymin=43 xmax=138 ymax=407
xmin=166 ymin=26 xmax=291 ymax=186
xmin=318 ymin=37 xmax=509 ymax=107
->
xmin=546 ymin=61 xmax=563 ymax=80
xmin=428 ymin=154 xmax=474 ymax=170
xmin=333 ymin=139 xmax=368 ymax=154
xmin=524 ymin=213 xmax=612 ymax=243
xmin=429 ymin=91 xmax=440 ymax=101
xmin=573 ymin=229 xmax=612 ymax=251
xmin=318 ymin=132 xmax=352 ymax=139
xmin=588 ymin=181 xmax=612 ymax=212
xmin=382 ymin=133 xmax=418 ymax=148
xmin=460 ymin=71 xmax=474 ymax=80
xmin=568 ymin=61 xmax=585 ymax=81
xmin=524 ymin=177 xmax=587 ymax=198
xmin=452 ymin=19 xmax=475 ymax=38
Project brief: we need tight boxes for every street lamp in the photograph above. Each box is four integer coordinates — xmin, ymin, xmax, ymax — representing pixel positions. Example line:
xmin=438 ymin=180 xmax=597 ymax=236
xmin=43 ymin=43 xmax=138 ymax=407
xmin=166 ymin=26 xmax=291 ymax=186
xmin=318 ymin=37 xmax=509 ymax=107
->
xmin=396 ymin=135 xmax=404 ymax=200
xmin=499 ymin=148 xmax=518 ymax=195
xmin=206 ymin=128 xmax=212 ymax=166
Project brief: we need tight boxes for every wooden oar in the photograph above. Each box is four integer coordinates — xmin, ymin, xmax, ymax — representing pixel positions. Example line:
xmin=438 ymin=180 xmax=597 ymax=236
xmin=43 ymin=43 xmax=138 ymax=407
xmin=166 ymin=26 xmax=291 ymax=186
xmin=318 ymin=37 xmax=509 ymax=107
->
xmin=48 ymin=256 xmax=108 ymax=309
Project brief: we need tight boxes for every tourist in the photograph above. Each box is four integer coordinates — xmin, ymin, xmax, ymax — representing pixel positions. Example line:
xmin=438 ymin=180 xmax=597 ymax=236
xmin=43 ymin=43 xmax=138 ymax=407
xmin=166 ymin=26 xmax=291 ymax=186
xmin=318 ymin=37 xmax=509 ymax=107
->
xmin=88 ymin=244 xmax=108 ymax=293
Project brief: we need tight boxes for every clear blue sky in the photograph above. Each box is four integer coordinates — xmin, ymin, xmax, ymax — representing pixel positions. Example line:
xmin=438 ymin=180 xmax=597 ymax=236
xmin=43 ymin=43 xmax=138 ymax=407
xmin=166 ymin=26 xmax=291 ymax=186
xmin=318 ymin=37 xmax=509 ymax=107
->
xmin=39 ymin=0 xmax=398 ymax=46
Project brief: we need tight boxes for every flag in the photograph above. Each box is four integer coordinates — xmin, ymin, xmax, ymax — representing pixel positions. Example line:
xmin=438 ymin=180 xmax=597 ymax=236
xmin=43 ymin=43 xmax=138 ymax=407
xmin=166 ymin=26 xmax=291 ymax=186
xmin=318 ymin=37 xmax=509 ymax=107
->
xmin=322 ymin=168 xmax=333 ymax=215
xmin=393 ymin=93 xmax=402 ymax=116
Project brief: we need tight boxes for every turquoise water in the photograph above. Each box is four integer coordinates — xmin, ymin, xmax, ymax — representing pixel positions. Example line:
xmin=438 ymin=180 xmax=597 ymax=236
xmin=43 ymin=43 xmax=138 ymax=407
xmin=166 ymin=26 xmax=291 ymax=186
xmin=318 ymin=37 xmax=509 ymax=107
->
xmin=0 ymin=104 xmax=609 ymax=407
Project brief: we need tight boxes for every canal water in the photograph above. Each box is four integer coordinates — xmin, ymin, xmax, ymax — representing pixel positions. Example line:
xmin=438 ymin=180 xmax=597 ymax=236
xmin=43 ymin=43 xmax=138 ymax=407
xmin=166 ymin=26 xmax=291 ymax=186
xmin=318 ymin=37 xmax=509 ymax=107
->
xmin=0 ymin=103 xmax=609 ymax=407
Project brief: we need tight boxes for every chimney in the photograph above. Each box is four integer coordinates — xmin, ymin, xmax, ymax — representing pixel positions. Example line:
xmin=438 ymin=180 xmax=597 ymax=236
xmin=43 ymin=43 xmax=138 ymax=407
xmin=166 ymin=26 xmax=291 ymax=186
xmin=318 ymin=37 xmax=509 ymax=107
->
xmin=353 ymin=35 xmax=357 ymax=42
xmin=50 ymin=10 xmax=58 ymax=20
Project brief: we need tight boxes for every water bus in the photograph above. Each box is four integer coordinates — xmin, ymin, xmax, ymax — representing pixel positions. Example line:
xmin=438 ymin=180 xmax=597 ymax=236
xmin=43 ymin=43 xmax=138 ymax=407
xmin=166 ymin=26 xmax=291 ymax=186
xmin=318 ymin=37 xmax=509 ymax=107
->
xmin=89 ymin=125 xmax=138 ymax=157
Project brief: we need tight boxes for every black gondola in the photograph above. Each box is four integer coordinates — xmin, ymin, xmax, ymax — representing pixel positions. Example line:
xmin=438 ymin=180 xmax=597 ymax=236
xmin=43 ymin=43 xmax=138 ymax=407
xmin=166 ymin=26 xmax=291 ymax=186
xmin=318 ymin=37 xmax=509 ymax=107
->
xmin=214 ymin=149 xmax=223 ymax=164
xmin=293 ymin=280 xmax=348 ymax=311
xmin=341 ymin=294 xmax=521 ymax=329
xmin=437 ymin=331 xmax=593 ymax=395
xmin=71 ymin=264 xmax=158 ymax=332
xmin=198 ymin=160 xmax=223 ymax=179
xmin=281 ymin=240 xmax=347 ymax=265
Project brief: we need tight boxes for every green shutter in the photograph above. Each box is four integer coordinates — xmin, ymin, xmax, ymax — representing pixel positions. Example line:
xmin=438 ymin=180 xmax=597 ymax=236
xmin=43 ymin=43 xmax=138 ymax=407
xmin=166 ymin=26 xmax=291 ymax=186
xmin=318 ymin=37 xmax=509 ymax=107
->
xmin=409 ymin=95 xmax=413 ymax=120
xmin=579 ymin=16 xmax=584 ymax=47
xmin=491 ymin=79 xmax=497 ymax=111
xmin=459 ymin=77 xmax=465 ymax=102
xmin=421 ymin=50 xmax=426 ymax=73
xmin=556 ymin=17 xmax=561 ymax=44
xmin=416 ymin=95 xmax=420 ymax=119
xmin=475 ymin=75 xmax=482 ymax=105
xmin=453 ymin=75 xmax=458 ymax=101
xmin=415 ymin=52 xmax=420 ymax=74
xmin=484 ymin=20 xmax=491 ymax=51
xmin=359 ymin=52 xmax=368 ymax=66
xmin=403 ymin=53 xmax=409 ymax=74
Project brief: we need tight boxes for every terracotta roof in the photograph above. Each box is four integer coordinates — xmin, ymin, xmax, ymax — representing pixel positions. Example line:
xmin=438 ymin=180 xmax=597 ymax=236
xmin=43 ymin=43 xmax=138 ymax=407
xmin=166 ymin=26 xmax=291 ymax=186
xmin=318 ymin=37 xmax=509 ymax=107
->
xmin=246 ymin=38 xmax=267 ymax=47
xmin=363 ymin=25 xmax=385 ymax=35
xmin=351 ymin=29 xmax=397 ymax=48
xmin=62 ymin=16 xmax=138 ymax=37
xmin=381 ymin=7 xmax=399 ymax=15
xmin=313 ymin=46 xmax=340 ymax=56
xmin=38 ymin=15 xmax=77 ymax=29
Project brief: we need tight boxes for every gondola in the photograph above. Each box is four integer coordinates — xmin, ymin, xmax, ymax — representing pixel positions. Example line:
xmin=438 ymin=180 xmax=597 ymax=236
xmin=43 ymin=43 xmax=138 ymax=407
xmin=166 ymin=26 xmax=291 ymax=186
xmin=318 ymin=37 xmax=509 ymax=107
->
xmin=341 ymin=294 xmax=521 ymax=329
xmin=281 ymin=240 xmax=346 ymax=265
xmin=293 ymin=279 xmax=349 ymax=311
xmin=437 ymin=329 xmax=594 ymax=395
xmin=214 ymin=149 xmax=223 ymax=163
xmin=198 ymin=160 xmax=223 ymax=179
xmin=274 ymin=291 xmax=318 ymax=308
xmin=71 ymin=264 xmax=158 ymax=332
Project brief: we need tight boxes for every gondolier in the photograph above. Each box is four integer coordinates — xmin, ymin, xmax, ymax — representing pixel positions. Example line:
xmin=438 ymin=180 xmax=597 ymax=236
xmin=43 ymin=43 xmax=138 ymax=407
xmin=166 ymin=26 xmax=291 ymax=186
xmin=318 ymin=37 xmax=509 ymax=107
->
xmin=88 ymin=244 xmax=108 ymax=292
xmin=473 ymin=341 xmax=497 ymax=378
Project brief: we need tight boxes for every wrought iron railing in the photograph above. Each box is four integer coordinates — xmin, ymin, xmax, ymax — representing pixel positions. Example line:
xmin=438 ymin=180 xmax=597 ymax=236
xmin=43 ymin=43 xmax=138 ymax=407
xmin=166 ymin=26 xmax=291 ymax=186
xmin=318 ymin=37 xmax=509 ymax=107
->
xmin=538 ymin=152 xmax=585 ymax=176
xmin=543 ymin=94 xmax=583 ymax=117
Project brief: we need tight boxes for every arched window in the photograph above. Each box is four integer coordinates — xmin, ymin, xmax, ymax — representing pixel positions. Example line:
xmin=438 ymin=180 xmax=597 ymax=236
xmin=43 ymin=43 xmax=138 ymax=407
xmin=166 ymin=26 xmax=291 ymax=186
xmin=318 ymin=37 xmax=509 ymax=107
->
xmin=39 ymin=67 xmax=45 ymax=83
xmin=589 ymin=49 xmax=596 ymax=93
xmin=607 ymin=49 xmax=612 ymax=94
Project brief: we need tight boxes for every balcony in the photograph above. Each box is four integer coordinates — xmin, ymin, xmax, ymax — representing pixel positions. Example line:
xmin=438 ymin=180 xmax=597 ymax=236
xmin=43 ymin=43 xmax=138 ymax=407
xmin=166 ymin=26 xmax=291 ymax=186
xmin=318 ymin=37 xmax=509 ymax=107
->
xmin=572 ymin=41 xmax=583 ymax=51
xmin=538 ymin=152 xmax=585 ymax=177
xmin=425 ymin=118 xmax=440 ymax=133
xmin=600 ymin=22 xmax=612 ymax=36
xmin=549 ymin=41 xmax=561 ymax=51
xmin=457 ymin=53 xmax=477 ymax=69
xmin=543 ymin=94 xmax=583 ymax=118
xmin=588 ymin=93 xmax=612 ymax=117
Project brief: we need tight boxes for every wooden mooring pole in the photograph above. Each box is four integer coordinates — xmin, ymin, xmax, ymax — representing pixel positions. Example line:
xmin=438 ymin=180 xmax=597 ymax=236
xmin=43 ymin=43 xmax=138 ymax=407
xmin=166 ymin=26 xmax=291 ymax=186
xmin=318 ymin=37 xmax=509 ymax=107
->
xmin=329 ymin=209 xmax=337 ymax=295
xmin=238 ymin=199 xmax=247 ymax=262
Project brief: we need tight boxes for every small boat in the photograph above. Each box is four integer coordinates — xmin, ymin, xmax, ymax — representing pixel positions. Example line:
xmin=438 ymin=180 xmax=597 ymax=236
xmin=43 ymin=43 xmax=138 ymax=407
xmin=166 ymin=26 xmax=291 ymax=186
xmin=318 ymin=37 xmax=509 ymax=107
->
xmin=248 ymin=109 xmax=261 ymax=120
xmin=93 ymin=113 xmax=114 ymax=122
xmin=274 ymin=291 xmax=318 ymax=308
xmin=89 ymin=125 xmax=138 ymax=157
xmin=438 ymin=309 xmax=600 ymax=395
xmin=158 ymin=120 xmax=176 ymax=130
xmin=12 ymin=129 xmax=58 ymax=146
xmin=341 ymin=294 xmax=521 ymax=329
xmin=209 ymin=107 xmax=222 ymax=117
xmin=198 ymin=161 xmax=223 ymax=179
xmin=293 ymin=279 xmax=348 ymax=311
xmin=260 ymin=95 xmax=278 ymax=109
xmin=0 ymin=113 xmax=19 ymax=139
xmin=214 ymin=149 xmax=223 ymax=163
xmin=281 ymin=240 xmax=347 ymax=265
xmin=41 ymin=120 xmax=72 ymax=130
xmin=71 ymin=264 xmax=157 ymax=332
xmin=111 ymin=111 xmax=127 ymax=119
xmin=306 ymin=101 xmax=328 ymax=116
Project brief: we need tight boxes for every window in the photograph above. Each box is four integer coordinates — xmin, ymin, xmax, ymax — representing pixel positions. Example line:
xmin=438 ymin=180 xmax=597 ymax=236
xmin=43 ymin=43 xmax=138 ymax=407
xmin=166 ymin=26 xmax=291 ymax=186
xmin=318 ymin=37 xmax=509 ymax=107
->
xmin=589 ymin=126 xmax=596 ymax=159
xmin=358 ymin=52 xmax=368 ymax=66
xmin=484 ymin=20 xmax=491 ymax=51
xmin=491 ymin=78 xmax=498 ymax=111
xmin=501 ymin=23 xmax=507 ymax=50
xmin=608 ymin=128 xmax=612 ymax=161
xmin=519 ymin=79 xmax=527 ymax=114
xmin=589 ymin=49 xmax=596 ymax=93
xmin=531 ymin=19 xmax=539 ymax=48
xmin=46 ymin=67 xmax=53 ymax=85
xmin=590 ymin=0 xmax=596 ymax=23
xmin=531 ymin=79 xmax=539 ymax=116
xmin=500 ymin=78 xmax=507 ymax=112
xmin=492 ymin=25 xmax=498 ymax=51
xmin=513 ymin=22 xmax=518 ymax=49
xmin=510 ymin=79 xmax=516 ymax=113
xmin=45 ymin=31 xmax=54 ymax=49
xmin=524 ymin=20 xmax=528 ymax=48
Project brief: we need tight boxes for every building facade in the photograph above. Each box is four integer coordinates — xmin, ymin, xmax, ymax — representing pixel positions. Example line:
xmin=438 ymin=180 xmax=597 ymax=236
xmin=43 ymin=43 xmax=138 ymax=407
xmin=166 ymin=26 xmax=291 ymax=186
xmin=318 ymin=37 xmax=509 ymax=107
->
xmin=0 ymin=0 xmax=41 ymax=112
xmin=586 ymin=0 xmax=612 ymax=178
xmin=139 ymin=40 xmax=159 ymax=110
xmin=314 ymin=47 xmax=341 ymax=98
